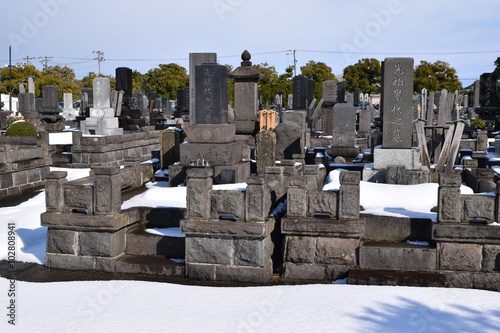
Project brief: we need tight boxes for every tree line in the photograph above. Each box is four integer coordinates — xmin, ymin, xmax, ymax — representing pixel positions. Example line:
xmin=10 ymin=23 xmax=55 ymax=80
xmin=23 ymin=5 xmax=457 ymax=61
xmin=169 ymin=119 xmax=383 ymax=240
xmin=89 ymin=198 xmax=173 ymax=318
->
xmin=1 ymin=58 xmax=497 ymax=106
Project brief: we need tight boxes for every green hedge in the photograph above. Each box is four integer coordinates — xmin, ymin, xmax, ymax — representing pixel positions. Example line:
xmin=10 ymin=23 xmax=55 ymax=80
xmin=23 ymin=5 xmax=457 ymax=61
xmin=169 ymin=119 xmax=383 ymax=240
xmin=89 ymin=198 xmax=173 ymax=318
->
xmin=5 ymin=121 xmax=38 ymax=136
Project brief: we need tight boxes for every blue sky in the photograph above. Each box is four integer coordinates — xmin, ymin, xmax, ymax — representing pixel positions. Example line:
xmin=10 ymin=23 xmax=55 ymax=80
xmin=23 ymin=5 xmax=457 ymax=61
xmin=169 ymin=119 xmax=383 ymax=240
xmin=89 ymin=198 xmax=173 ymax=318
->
xmin=1 ymin=0 xmax=500 ymax=87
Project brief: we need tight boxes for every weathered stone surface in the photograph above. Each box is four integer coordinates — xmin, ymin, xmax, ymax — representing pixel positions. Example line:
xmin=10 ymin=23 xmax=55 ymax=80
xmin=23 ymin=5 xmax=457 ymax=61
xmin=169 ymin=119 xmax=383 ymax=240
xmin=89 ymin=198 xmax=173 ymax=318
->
xmin=180 ymin=141 xmax=243 ymax=166
xmin=46 ymin=253 xmax=95 ymax=271
xmin=360 ymin=241 xmax=437 ymax=271
xmin=433 ymin=224 xmax=500 ymax=244
xmin=315 ymin=237 xmax=359 ymax=265
xmin=46 ymin=229 xmax=77 ymax=254
xmin=438 ymin=176 xmax=462 ymax=223
xmin=181 ymin=219 xmax=274 ymax=238
xmin=187 ymin=124 xmax=235 ymax=143
xmin=274 ymin=121 xmax=304 ymax=160
xmin=482 ymin=245 xmax=500 ymax=273
xmin=473 ymin=272 xmax=500 ymax=291
xmin=95 ymin=255 xmax=122 ymax=272
xmin=438 ymin=242 xmax=482 ymax=271
xmin=442 ymin=271 xmax=473 ymax=289
xmin=63 ymin=184 xmax=93 ymax=214
xmin=195 ymin=63 xmax=228 ymax=124
xmin=283 ymin=262 xmax=326 ymax=280
xmin=332 ymin=103 xmax=356 ymax=148
xmin=93 ymin=166 xmax=121 ymax=215
xmin=325 ymin=265 xmax=350 ymax=281
xmin=234 ymin=236 xmax=272 ymax=267
xmin=186 ymin=168 xmax=213 ymax=219
xmin=186 ymin=263 xmax=216 ymax=280
xmin=307 ymin=191 xmax=337 ymax=217
xmin=364 ymin=215 xmax=433 ymax=241
xmin=210 ymin=190 xmax=245 ymax=220
xmin=462 ymin=195 xmax=495 ymax=222
xmin=216 ymin=259 xmax=273 ymax=283
xmin=245 ymin=177 xmax=271 ymax=222
xmin=285 ymin=236 xmax=316 ymax=263
xmin=79 ymin=229 xmax=126 ymax=257
xmin=255 ymin=130 xmax=276 ymax=175
xmin=373 ymin=148 xmax=421 ymax=170
xmin=381 ymin=57 xmax=414 ymax=148
xmin=287 ymin=187 xmax=307 ymax=217
xmin=185 ymin=236 xmax=234 ymax=265
xmin=281 ymin=217 xmax=365 ymax=237
xmin=41 ymin=210 xmax=140 ymax=230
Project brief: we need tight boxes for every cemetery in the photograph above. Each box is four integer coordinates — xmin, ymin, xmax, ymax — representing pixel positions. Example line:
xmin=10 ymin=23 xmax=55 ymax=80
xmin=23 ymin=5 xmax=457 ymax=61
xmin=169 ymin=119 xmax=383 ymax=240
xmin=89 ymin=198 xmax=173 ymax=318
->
xmin=1 ymin=50 xmax=500 ymax=292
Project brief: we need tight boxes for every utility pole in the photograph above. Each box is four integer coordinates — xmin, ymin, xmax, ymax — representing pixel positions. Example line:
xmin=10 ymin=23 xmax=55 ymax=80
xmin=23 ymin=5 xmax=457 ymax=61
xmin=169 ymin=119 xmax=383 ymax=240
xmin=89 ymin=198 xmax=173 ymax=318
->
xmin=93 ymin=50 xmax=105 ymax=75
xmin=22 ymin=55 xmax=36 ymax=66
xmin=9 ymin=46 xmax=12 ymax=112
xmin=38 ymin=56 xmax=53 ymax=70
xmin=287 ymin=49 xmax=297 ymax=76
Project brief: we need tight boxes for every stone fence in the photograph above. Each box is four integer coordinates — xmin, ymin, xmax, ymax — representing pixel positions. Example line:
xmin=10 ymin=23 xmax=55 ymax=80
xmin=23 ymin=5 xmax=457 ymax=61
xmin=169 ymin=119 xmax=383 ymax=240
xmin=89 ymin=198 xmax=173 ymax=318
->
xmin=40 ymin=161 xmax=151 ymax=271
xmin=0 ymin=135 xmax=51 ymax=198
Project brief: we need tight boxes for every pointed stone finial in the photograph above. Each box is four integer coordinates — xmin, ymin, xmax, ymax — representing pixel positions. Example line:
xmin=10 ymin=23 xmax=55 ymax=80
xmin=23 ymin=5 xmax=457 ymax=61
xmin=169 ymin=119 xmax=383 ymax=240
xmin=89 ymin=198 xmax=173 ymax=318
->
xmin=241 ymin=50 xmax=252 ymax=66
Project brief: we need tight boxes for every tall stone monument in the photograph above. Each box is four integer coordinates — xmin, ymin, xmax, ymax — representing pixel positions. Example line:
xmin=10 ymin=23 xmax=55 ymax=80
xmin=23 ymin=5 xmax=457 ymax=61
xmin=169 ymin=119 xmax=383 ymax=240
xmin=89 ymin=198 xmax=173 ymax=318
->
xmin=364 ymin=57 xmax=429 ymax=184
xmin=189 ymin=53 xmax=217 ymax=125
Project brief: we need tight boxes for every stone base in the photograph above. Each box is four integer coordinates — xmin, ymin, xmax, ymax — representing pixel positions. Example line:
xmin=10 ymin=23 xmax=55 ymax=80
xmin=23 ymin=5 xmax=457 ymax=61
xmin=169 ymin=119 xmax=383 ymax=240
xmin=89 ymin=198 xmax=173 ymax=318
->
xmin=213 ymin=162 xmax=250 ymax=184
xmin=362 ymin=165 xmax=430 ymax=184
xmin=325 ymin=146 xmax=361 ymax=158
xmin=233 ymin=120 xmax=259 ymax=135
xmin=39 ymin=122 xmax=66 ymax=132
xmin=187 ymin=123 xmax=236 ymax=143
xmin=182 ymin=218 xmax=274 ymax=283
xmin=374 ymin=147 xmax=421 ymax=170
xmin=180 ymin=141 xmax=243 ymax=166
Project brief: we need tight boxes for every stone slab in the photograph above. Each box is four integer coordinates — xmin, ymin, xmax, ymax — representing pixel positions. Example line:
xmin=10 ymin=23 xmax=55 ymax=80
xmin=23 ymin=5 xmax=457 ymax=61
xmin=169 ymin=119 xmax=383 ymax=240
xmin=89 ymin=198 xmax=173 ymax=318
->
xmin=281 ymin=217 xmax=365 ymax=237
xmin=432 ymin=224 xmax=500 ymax=244
xmin=187 ymin=124 xmax=236 ymax=143
xmin=360 ymin=241 xmax=437 ymax=271
xmin=181 ymin=219 xmax=274 ymax=238
xmin=437 ymin=242 xmax=482 ymax=271
xmin=180 ymin=141 xmax=243 ymax=166
xmin=40 ymin=210 xmax=140 ymax=231
xmin=374 ymin=148 xmax=421 ymax=170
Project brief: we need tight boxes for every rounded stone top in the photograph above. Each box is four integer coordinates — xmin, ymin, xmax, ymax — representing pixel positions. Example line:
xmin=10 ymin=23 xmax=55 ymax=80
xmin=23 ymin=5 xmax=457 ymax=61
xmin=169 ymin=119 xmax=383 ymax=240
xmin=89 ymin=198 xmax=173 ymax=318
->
xmin=241 ymin=50 xmax=251 ymax=62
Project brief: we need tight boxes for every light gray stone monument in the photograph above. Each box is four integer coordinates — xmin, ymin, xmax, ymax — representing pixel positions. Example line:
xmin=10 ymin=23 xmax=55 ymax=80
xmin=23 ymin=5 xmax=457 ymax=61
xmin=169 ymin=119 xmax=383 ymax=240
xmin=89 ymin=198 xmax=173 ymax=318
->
xmin=61 ymin=93 xmax=77 ymax=121
xmin=81 ymin=77 xmax=123 ymax=136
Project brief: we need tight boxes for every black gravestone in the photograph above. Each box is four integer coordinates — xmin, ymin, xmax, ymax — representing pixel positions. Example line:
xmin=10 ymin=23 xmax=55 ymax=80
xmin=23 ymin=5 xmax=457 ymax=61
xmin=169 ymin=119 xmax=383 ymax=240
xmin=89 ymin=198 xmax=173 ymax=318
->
xmin=194 ymin=63 xmax=228 ymax=124
xmin=116 ymin=67 xmax=133 ymax=97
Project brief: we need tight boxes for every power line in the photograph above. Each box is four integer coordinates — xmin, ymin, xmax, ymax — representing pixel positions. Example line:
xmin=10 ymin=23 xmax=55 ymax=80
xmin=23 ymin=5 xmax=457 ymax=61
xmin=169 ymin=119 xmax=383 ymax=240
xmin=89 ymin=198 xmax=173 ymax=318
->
xmin=22 ymin=56 xmax=36 ymax=66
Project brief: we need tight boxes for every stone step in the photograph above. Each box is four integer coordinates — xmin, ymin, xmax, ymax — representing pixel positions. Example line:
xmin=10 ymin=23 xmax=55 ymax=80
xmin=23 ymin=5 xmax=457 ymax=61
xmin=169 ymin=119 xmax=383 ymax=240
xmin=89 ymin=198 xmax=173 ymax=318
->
xmin=348 ymin=268 xmax=448 ymax=288
xmin=115 ymin=255 xmax=184 ymax=276
xmin=142 ymin=207 xmax=186 ymax=229
xmin=359 ymin=241 xmax=437 ymax=272
xmin=126 ymin=229 xmax=185 ymax=259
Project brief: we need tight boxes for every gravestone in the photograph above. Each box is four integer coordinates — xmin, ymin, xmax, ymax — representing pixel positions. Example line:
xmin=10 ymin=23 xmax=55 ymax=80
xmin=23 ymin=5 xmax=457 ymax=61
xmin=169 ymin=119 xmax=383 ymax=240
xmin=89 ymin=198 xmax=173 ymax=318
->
xmin=18 ymin=93 xmax=38 ymax=125
xmin=327 ymin=103 xmax=360 ymax=158
xmin=61 ymin=93 xmax=77 ymax=121
xmin=189 ymin=53 xmax=217 ymax=125
xmin=194 ymin=63 xmax=228 ymax=124
xmin=479 ymin=73 xmax=498 ymax=108
xmin=39 ymin=85 xmax=64 ymax=131
xmin=27 ymin=77 xmax=35 ymax=94
xmin=365 ymin=57 xmax=429 ymax=184
xmin=473 ymin=80 xmax=480 ymax=108
xmin=381 ymin=58 xmax=414 ymax=149
xmin=322 ymin=80 xmax=337 ymax=106
xmin=116 ymin=67 xmax=133 ymax=97
xmin=292 ymin=75 xmax=309 ymax=110
xmin=337 ymin=82 xmax=346 ymax=103
xmin=81 ymin=77 xmax=123 ymax=136
xmin=421 ymin=88 xmax=428 ymax=120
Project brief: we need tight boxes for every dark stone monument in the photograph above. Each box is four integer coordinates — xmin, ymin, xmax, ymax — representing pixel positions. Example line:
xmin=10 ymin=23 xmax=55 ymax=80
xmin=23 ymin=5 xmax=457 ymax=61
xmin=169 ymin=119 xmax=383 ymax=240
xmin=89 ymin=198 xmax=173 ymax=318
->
xmin=292 ymin=75 xmax=308 ymax=110
xmin=189 ymin=53 xmax=217 ymax=125
xmin=40 ymin=85 xmax=64 ymax=130
xmin=194 ymin=63 xmax=228 ymax=124
xmin=337 ymin=82 xmax=346 ymax=103
xmin=116 ymin=67 xmax=133 ymax=97
xmin=322 ymin=80 xmax=337 ymax=107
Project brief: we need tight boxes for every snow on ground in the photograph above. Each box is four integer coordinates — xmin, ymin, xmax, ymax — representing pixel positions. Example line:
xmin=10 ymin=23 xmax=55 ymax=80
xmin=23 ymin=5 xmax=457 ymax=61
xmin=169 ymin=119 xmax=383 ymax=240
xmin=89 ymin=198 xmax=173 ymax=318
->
xmin=1 ymin=168 xmax=500 ymax=332
xmin=1 ymin=279 xmax=500 ymax=333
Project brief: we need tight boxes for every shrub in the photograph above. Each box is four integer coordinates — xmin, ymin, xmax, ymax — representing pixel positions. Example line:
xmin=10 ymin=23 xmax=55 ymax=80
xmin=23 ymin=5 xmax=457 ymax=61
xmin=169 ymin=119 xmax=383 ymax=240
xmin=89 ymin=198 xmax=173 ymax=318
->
xmin=470 ymin=117 xmax=486 ymax=129
xmin=5 ymin=121 xmax=38 ymax=136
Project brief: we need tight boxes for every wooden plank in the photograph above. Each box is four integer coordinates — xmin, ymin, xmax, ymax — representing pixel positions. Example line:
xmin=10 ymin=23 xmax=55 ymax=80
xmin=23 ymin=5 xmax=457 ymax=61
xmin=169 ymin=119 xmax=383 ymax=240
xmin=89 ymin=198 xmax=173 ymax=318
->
xmin=444 ymin=121 xmax=465 ymax=173
xmin=415 ymin=120 xmax=430 ymax=169
xmin=434 ymin=123 xmax=455 ymax=173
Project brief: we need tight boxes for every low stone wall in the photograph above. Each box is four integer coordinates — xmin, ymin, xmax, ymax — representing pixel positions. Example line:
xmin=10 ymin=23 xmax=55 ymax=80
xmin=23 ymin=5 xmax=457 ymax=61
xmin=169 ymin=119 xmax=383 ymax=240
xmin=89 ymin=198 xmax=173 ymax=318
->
xmin=70 ymin=126 xmax=160 ymax=168
xmin=0 ymin=136 xmax=51 ymax=198
xmin=41 ymin=163 xmax=151 ymax=271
